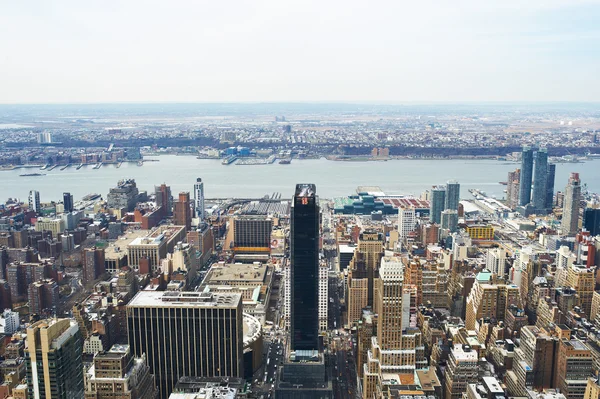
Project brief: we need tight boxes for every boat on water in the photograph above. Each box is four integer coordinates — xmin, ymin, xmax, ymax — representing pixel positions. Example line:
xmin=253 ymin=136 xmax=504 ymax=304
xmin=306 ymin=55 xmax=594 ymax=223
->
xmin=279 ymin=159 xmax=291 ymax=164
xmin=76 ymin=163 xmax=83 ymax=170
xmin=20 ymin=173 xmax=46 ymax=177
xmin=222 ymin=156 xmax=237 ymax=165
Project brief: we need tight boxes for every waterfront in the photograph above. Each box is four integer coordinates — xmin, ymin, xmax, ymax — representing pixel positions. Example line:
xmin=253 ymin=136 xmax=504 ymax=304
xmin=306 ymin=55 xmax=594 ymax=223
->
xmin=2 ymin=155 xmax=600 ymax=202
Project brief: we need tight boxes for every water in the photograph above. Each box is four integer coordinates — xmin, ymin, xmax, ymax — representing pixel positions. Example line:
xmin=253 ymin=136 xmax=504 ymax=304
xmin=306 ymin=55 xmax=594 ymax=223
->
xmin=2 ymin=155 xmax=600 ymax=202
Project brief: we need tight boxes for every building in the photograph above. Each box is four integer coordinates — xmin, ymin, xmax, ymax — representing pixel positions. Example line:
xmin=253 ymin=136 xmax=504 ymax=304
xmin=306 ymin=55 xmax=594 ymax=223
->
xmin=562 ymin=173 xmax=582 ymax=236
xmin=465 ymin=275 xmax=521 ymax=330
xmin=533 ymin=148 xmax=549 ymax=213
xmin=107 ymin=179 xmax=140 ymax=211
xmin=547 ymin=163 xmax=556 ymax=209
xmin=429 ymin=186 xmax=446 ymax=224
xmin=232 ymin=216 xmax=273 ymax=253
xmin=28 ymin=278 xmax=59 ymax=315
xmin=445 ymin=180 xmax=460 ymax=211
xmin=26 ymin=319 xmax=84 ymax=399
xmin=565 ymin=263 xmax=595 ymax=318
xmin=84 ymin=344 xmax=157 ymax=399
xmin=584 ymin=208 xmax=600 ymax=236
xmin=63 ymin=192 xmax=74 ymax=213
xmin=555 ymin=332 xmax=593 ymax=399
xmin=127 ymin=226 xmax=186 ymax=272
xmin=441 ymin=209 xmax=459 ymax=234
xmin=520 ymin=146 xmax=534 ymax=206
xmin=444 ymin=344 xmax=479 ymax=399
xmin=193 ymin=178 xmax=205 ymax=220
xmin=486 ymin=247 xmax=506 ymax=278
xmin=28 ymin=190 xmax=41 ymax=214
xmin=0 ymin=309 xmax=20 ymax=334
xmin=398 ymin=207 xmax=416 ymax=241
xmin=465 ymin=224 xmax=494 ymax=240
xmin=35 ymin=217 xmax=65 ymax=236
xmin=127 ymin=291 xmax=243 ymax=399
xmin=83 ymin=246 xmax=106 ymax=285
xmin=290 ymin=184 xmax=320 ymax=351
xmin=173 ymin=192 xmax=192 ymax=231
xmin=319 ymin=261 xmax=328 ymax=331
xmin=155 ymin=184 xmax=173 ymax=217
xmin=507 ymin=169 xmax=521 ymax=209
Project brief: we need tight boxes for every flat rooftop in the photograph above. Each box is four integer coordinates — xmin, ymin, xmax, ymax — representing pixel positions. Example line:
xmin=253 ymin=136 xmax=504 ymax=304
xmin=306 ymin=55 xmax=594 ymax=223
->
xmin=206 ymin=263 xmax=268 ymax=284
xmin=127 ymin=291 xmax=241 ymax=309
xmin=106 ymin=230 xmax=150 ymax=259
xmin=379 ymin=197 xmax=430 ymax=209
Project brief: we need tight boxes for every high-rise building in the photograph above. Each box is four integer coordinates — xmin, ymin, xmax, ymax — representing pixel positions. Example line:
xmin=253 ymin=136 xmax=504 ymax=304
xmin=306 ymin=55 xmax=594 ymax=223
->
xmin=28 ymin=190 xmax=41 ymax=214
xmin=107 ymin=179 xmax=140 ymax=211
xmin=486 ymin=247 xmax=506 ymax=278
xmin=398 ymin=207 xmax=416 ymax=241
xmin=429 ymin=186 xmax=446 ymax=224
xmin=193 ymin=178 xmax=205 ymax=220
xmin=154 ymin=184 xmax=173 ymax=217
xmin=319 ymin=261 xmax=328 ymax=331
xmin=28 ymin=278 xmax=59 ymax=316
xmin=63 ymin=192 xmax=74 ymax=213
xmin=584 ymin=208 xmax=600 ymax=236
xmin=82 ymin=246 xmax=106 ymax=285
xmin=555 ymin=330 xmax=593 ymax=399
xmin=547 ymin=163 xmax=556 ymax=209
xmin=533 ymin=148 xmax=549 ymax=212
xmin=173 ymin=192 xmax=191 ymax=231
xmin=441 ymin=209 xmax=459 ymax=233
xmin=84 ymin=344 xmax=157 ymax=399
xmin=445 ymin=180 xmax=460 ymax=211
xmin=232 ymin=216 xmax=273 ymax=252
xmin=562 ymin=173 xmax=582 ymax=236
xmin=519 ymin=146 xmax=534 ymax=206
xmin=127 ymin=291 xmax=243 ymax=399
xmin=465 ymin=276 xmax=521 ymax=330
xmin=444 ymin=344 xmax=479 ymax=399
xmin=507 ymin=168 xmax=521 ymax=209
xmin=26 ymin=319 xmax=84 ymax=398
xmin=290 ymin=184 xmax=320 ymax=351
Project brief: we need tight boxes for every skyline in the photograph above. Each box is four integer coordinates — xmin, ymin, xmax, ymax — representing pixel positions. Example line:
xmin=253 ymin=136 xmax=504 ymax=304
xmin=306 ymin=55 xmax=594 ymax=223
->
xmin=2 ymin=1 xmax=600 ymax=104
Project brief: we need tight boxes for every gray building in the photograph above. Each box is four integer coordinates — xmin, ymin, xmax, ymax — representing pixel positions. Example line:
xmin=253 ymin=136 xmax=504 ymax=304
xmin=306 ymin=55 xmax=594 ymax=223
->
xmin=107 ymin=179 xmax=140 ymax=211
xmin=561 ymin=173 xmax=582 ymax=236
xmin=519 ymin=146 xmax=534 ymax=206
xmin=445 ymin=180 xmax=460 ymax=211
xmin=532 ymin=148 xmax=548 ymax=213
xmin=441 ymin=209 xmax=459 ymax=233
xmin=429 ymin=186 xmax=446 ymax=224
xmin=546 ymin=163 xmax=556 ymax=209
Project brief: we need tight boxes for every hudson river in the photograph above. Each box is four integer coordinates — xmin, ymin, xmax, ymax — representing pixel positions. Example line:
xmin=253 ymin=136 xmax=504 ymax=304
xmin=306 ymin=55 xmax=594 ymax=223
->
xmin=3 ymin=156 xmax=600 ymax=202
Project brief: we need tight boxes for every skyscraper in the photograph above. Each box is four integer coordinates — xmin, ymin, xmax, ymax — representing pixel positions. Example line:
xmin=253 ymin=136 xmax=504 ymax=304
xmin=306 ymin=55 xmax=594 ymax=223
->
xmin=532 ymin=148 xmax=548 ymax=212
xmin=398 ymin=207 xmax=416 ymax=241
xmin=154 ymin=184 xmax=173 ymax=217
xmin=194 ymin=178 xmax=205 ymax=220
xmin=173 ymin=192 xmax=191 ymax=231
xmin=127 ymin=291 xmax=243 ymax=399
xmin=519 ymin=146 xmax=534 ymax=206
xmin=28 ymin=190 xmax=41 ymax=214
xmin=63 ymin=192 xmax=74 ymax=213
xmin=561 ymin=173 xmax=582 ymax=236
xmin=584 ymin=208 xmax=600 ymax=236
xmin=546 ymin=163 xmax=556 ymax=209
xmin=506 ymin=169 xmax=521 ymax=209
xmin=445 ymin=180 xmax=460 ymax=211
xmin=290 ymin=184 xmax=319 ymax=351
xmin=26 ymin=318 xmax=84 ymax=398
xmin=429 ymin=186 xmax=446 ymax=224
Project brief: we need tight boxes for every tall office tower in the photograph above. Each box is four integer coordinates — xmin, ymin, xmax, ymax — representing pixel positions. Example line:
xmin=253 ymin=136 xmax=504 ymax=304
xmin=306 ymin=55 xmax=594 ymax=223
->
xmin=445 ymin=180 xmax=460 ymax=211
xmin=533 ymin=148 xmax=549 ymax=212
xmin=554 ymin=329 xmax=593 ymax=399
xmin=26 ymin=319 xmax=84 ymax=398
xmin=82 ymin=246 xmax=106 ymax=285
xmin=547 ymin=163 xmax=556 ymax=209
xmin=486 ymin=247 xmax=506 ymax=278
xmin=505 ymin=325 xmax=557 ymax=396
xmin=127 ymin=291 xmax=243 ymax=399
xmin=566 ymin=263 xmax=595 ymax=318
xmin=290 ymin=184 xmax=320 ymax=351
xmin=347 ymin=231 xmax=384 ymax=325
xmin=561 ymin=173 xmax=582 ymax=236
xmin=84 ymin=344 xmax=157 ymax=399
xmin=429 ymin=186 xmax=446 ymax=224
xmin=363 ymin=257 xmax=425 ymax=399
xmin=519 ymin=146 xmax=534 ymax=206
xmin=28 ymin=278 xmax=59 ymax=315
xmin=63 ymin=192 xmax=74 ymax=213
xmin=398 ymin=207 xmax=416 ymax=241
xmin=319 ymin=261 xmax=328 ymax=331
xmin=444 ymin=344 xmax=479 ymax=399
xmin=506 ymin=168 xmax=521 ymax=209
xmin=173 ymin=192 xmax=191 ymax=231
xmin=584 ymin=208 xmax=600 ymax=236
xmin=154 ymin=184 xmax=173 ymax=216
xmin=28 ymin=190 xmax=41 ymax=214
xmin=233 ymin=216 xmax=273 ymax=252
xmin=465 ymin=276 xmax=521 ymax=330
xmin=441 ymin=209 xmax=459 ymax=233
xmin=193 ymin=178 xmax=205 ymax=220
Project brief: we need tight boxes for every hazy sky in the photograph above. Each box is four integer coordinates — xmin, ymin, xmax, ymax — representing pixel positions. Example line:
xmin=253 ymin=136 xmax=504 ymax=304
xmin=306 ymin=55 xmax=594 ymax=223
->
xmin=1 ymin=0 xmax=599 ymax=103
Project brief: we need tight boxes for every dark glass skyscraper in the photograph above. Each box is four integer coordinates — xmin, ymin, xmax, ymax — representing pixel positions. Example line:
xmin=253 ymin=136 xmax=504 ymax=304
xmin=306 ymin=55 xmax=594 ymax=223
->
xmin=584 ymin=208 xmax=600 ymax=236
xmin=532 ymin=148 xmax=548 ymax=212
xmin=430 ymin=186 xmax=446 ymax=224
xmin=290 ymin=184 xmax=320 ymax=351
xmin=519 ymin=146 xmax=534 ymax=206
xmin=63 ymin=192 xmax=74 ymax=213
xmin=445 ymin=180 xmax=460 ymax=211
xmin=546 ymin=163 xmax=556 ymax=209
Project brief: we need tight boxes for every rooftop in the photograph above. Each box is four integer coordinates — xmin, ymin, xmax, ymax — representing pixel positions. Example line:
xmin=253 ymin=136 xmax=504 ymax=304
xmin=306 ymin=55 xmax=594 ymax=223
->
xmin=206 ymin=263 xmax=268 ymax=284
xmin=127 ymin=291 xmax=241 ymax=309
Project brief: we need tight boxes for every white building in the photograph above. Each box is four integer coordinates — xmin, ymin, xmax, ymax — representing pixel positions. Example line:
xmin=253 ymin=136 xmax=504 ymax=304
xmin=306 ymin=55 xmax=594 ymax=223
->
xmin=29 ymin=190 xmax=41 ymax=214
xmin=194 ymin=178 xmax=205 ymax=220
xmin=486 ymin=247 xmax=507 ymax=278
xmin=283 ymin=261 xmax=291 ymax=329
xmin=398 ymin=207 xmax=416 ymax=241
xmin=319 ymin=261 xmax=328 ymax=331
xmin=0 ymin=309 xmax=19 ymax=334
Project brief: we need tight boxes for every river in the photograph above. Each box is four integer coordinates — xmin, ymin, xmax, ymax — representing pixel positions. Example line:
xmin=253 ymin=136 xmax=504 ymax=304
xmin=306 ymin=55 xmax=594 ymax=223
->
xmin=2 ymin=156 xmax=600 ymax=202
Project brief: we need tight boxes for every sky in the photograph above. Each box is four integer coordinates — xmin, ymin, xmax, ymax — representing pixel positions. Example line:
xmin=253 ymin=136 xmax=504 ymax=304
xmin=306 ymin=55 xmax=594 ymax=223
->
xmin=1 ymin=0 xmax=599 ymax=104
